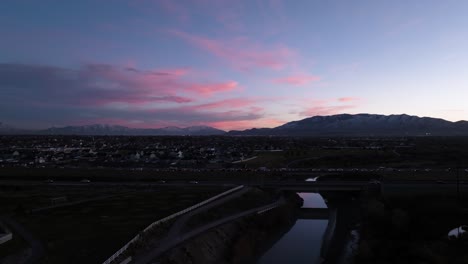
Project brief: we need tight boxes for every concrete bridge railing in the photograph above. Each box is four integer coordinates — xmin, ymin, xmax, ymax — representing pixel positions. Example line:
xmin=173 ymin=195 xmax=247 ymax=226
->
xmin=0 ymin=222 xmax=13 ymax=245
xmin=320 ymin=208 xmax=338 ymax=259
xmin=102 ymin=185 xmax=245 ymax=264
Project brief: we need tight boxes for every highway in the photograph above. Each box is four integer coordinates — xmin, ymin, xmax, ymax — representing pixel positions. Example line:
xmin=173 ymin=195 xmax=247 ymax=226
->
xmin=2 ymin=178 xmax=468 ymax=193
xmin=0 ymin=179 xmax=468 ymax=189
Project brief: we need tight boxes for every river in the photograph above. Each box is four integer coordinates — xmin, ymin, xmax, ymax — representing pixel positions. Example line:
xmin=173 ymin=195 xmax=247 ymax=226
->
xmin=257 ymin=193 xmax=329 ymax=264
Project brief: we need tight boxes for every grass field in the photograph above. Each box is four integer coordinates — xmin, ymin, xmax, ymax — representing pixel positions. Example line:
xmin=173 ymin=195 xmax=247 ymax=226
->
xmin=2 ymin=187 xmax=225 ymax=264
xmin=0 ymin=231 xmax=27 ymax=262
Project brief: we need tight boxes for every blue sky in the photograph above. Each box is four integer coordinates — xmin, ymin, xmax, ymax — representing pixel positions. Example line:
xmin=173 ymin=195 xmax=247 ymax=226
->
xmin=1 ymin=0 xmax=468 ymax=130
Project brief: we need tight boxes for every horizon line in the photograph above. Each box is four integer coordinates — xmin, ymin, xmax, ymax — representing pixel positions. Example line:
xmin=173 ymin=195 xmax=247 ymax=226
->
xmin=2 ymin=113 xmax=468 ymax=132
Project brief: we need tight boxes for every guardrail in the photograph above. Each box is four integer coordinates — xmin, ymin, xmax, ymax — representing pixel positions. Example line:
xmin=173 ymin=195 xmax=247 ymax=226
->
xmin=0 ymin=222 xmax=13 ymax=245
xmin=102 ymin=185 xmax=245 ymax=264
xmin=0 ymin=232 xmax=12 ymax=245
xmin=320 ymin=208 xmax=337 ymax=258
xmin=256 ymin=204 xmax=280 ymax=215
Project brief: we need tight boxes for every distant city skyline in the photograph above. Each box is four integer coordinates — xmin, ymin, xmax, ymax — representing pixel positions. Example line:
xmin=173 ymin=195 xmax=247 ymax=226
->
xmin=1 ymin=0 xmax=468 ymax=130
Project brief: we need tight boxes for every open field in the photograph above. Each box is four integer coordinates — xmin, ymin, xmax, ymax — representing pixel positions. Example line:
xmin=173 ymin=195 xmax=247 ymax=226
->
xmin=0 ymin=167 xmax=272 ymax=182
xmin=1 ymin=186 xmax=225 ymax=264
xmin=0 ymin=186 xmax=125 ymax=213
xmin=0 ymin=231 xmax=27 ymax=262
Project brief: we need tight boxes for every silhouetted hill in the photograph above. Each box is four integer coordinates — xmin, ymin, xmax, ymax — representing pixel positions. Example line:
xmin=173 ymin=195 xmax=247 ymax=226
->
xmin=41 ymin=124 xmax=225 ymax=136
xmin=0 ymin=122 xmax=31 ymax=135
xmin=227 ymin=114 xmax=468 ymax=136
xmin=3 ymin=114 xmax=468 ymax=136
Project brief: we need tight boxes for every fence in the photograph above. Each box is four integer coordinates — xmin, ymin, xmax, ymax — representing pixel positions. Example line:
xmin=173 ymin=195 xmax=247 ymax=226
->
xmin=0 ymin=223 xmax=12 ymax=245
xmin=102 ymin=185 xmax=244 ymax=264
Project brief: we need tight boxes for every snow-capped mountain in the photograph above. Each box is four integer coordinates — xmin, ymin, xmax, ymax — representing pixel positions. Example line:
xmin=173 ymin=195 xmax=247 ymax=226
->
xmin=3 ymin=114 xmax=468 ymax=136
xmin=44 ymin=124 xmax=131 ymax=135
xmin=40 ymin=124 xmax=225 ymax=136
xmin=228 ymin=114 xmax=468 ymax=136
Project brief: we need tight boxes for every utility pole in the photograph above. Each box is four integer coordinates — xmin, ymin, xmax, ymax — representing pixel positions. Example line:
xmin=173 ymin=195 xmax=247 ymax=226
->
xmin=457 ymin=162 xmax=460 ymax=204
xmin=457 ymin=159 xmax=461 ymax=239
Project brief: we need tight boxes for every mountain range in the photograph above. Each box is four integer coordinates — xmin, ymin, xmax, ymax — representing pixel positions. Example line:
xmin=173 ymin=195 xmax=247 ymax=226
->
xmin=1 ymin=114 xmax=468 ymax=136
xmin=0 ymin=123 xmax=225 ymax=136
xmin=228 ymin=114 xmax=468 ymax=136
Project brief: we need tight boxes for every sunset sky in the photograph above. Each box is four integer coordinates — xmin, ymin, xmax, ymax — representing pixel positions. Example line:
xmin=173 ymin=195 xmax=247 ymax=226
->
xmin=1 ymin=0 xmax=468 ymax=130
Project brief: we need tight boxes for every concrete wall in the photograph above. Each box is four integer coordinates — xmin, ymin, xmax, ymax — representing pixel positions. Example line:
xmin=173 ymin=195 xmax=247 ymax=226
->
xmin=0 ymin=233 xmax=13 ymax=244
xmin=0 ymin=223 xmax=13 ymax=245
xmin=102 ymin=185 xmax=245 ymax=264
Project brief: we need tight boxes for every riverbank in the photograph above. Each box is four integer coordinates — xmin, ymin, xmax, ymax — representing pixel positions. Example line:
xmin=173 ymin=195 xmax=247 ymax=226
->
xmin=355 ymin=194 xmax=468 ymax=263
xmin=156 ymin=191 xmax=303 ymax=264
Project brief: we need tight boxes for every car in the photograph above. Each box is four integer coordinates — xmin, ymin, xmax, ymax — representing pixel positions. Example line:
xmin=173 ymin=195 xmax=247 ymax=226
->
xmin=80 ymin=179 xmax=91 ymax=183
xmin=157 ymin=180 xmax=166 ymax=184
xmin=189 ymin=181 xmax=199 ymax=184
xmin=44 ymin=179 xmax=54 ymax=184
xmin=436 ymin=180 xmax=446 ymax=184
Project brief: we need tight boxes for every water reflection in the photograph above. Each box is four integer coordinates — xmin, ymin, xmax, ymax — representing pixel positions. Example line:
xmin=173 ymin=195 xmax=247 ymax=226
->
xmin=448 ymin=225 xmax=468 ymax=239
xmin=300 ymin=193 xmax=327 ymax=208
xmin=258 ymin=193 xmax=328 ymax=264
xmin=305 ymin=177 xmax=319 ymax=182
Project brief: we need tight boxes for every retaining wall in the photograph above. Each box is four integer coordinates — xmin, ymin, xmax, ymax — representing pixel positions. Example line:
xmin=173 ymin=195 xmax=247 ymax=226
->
xmin=0 ymin=223 xmax=13 ymax=245
xmin=103 ymin=185 xmax=244 ymax=264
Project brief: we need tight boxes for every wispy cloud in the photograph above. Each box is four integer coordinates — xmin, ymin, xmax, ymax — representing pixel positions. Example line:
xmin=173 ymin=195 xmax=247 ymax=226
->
xmin=338 ymin=97 xmax=360 ymax=102
xmin=206 ymin=117 xmax=285 ymax=131
xmin=194 ymin=98 xmax=260 ymax=110
xmin=273 ymin=74 xmax=320 ymax=85
xmin=0 ymin=63 xmax=274 ymax=130
xmin=0 ymin=63 xmax=239 ymax=107
xmin=169 ymin=30 xmax=295 ymax=71
xmin=299 ymin=105 xmax=357 ymax=117
xmin=298 ymin=98 xmax=361 ymax=117
xmin=186 ymin=81 xmax=238 ymax=96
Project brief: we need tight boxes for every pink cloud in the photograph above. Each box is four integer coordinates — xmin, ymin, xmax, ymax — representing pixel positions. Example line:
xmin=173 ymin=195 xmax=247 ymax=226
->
xmin=90 ymin=95 xmax=193 ymax=106
xmin=75 ymin=115 xmax=279 ymax=131
xmin=1 ymin=63 xmax=279 ymax=130
xmin=299 ymin=105 xmax=357 ymax=117
xmin=273 ymin=74 xmax=320 ymax=85
xmin=195 ymin=98 xmax=259 ymax=110
xmin=338 ymin=97 xmax=360 ymax=102
xmin=80 ymin=64 xmax=240 ymax=105
xmin=186 ymin=81 xmax=238 ymax=96
xmin=1 ymin=63 xmax=239 ymax=109
xmin=297 ymin=97 xmax=363 ymax=117
xmin=206 ymin=118 xmax=284 ymax=131
xmin=169 ymin=30 xmax=295 ymax=71
xmin=68 ymin=100 xmax=268 ymax=130
xmin=168 ymin=98 xmax=265 ymax=118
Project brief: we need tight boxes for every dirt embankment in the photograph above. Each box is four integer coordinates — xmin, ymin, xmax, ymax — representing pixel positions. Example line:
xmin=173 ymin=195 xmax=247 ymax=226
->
xmin=158 ymin=192 xmax=303 ymax=264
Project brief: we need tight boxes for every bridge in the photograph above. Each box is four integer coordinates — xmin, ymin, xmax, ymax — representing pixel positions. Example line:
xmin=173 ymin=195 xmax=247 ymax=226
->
xmin=259 ymin=181 xmax=375 ymax=192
